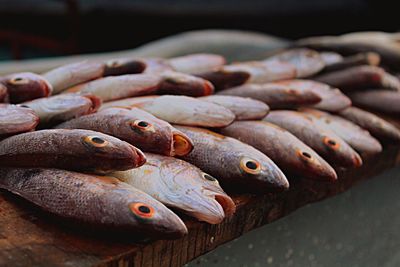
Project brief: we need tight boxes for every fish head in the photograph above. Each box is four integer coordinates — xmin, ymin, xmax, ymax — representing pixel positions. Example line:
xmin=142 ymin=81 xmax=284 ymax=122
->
xmin=120 ymin=189 xmax=188 ymax=239
xmin=227 ymin=149 xmax=289 ymax=192
xmin=166 ymin=161 xmax=235 ymax=224
xmin=122 ymin=108 xmax=193 ymax=156
xmin=103 ymin=58 xmax=146 ymax=76
xmin=1 ymin=72 xmax=52 ymax=103
xmin=159 ymin=71 xmax=214 ymax=96
xmin=294 ymin=147 xmax=338 ymax=181
xmin=321 ymin=134 xmax=363 ymax=168
xmin=197 ymin=69 xmax=250 ymax=90
xmin=78 ymin=130 xmax=146 ymax=171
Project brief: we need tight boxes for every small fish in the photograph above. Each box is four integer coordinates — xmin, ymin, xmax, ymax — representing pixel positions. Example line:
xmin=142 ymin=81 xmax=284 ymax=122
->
xmin=0 ymin=84 xmax=8 ymax=102
xmin=338 ymin=107 xmax=400 ymax=143
xmin=64 ymin=74 xmax=161 ymax=102
xmin=348 ymin=90 xmax=400 ymax=115
xmin=56 ymin=107 xmax=193 ymax=156
xmin=220 ymin=121 xmax=337 ymax=181
xmin=314 ymin=65 xmax=400 ymax=91
xmin=321 ymin=52 xmax=380 ymax=73
xmin=274 ymin=79 xmax=351 ymax=112
xmin=264 ymin=110 xmax=363 ymax=168
xmin=0 ymin=104 xmax=39 ymax=138
xmin=0 ymin=129 xmax=146 ymax=172
xmin=199 ymin=95 xmax=269 ymax=120
xmin=111 ymin=153 xmax=236 ymax=224
xmin=102 ymin=95 xmax=235 ymax=128
xmin=43 ymin=61 xmax=106 ymax=94
xmin=176 ymin=126 xmax=289 ymax=193
xmin=22 ymin=93 xmax=101 ymax=126
xmin=66 ymin=71 xmax=213 ymax=102
xmin=169 ymin=54 xmax=226 ymax=74
xmin=0 ymin=72 xmax=52 ymax=103
xmin=225 ymin=60 xmax=297 ymax=84
xmin=217 ymin=83 xmax=321 ymax=109
xmin=319 ymin=51 xmax=344 ymax=66
xmin=265 ymin=48 xmax=325 ymax=78
xmin=300 ymin=108 xmax=382 ymax=158
xmin=0 ymin=168 xmax=187 ymax=239
xmin=295 ymin=33 xmax=400 ymax=71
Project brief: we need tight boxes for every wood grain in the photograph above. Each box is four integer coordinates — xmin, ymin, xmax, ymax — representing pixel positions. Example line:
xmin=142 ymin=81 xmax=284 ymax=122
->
xmin=0 ymin=142 xmax=399 ymax=267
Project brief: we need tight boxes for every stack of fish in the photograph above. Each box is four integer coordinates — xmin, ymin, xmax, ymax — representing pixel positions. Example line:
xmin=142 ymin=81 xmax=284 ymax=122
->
xmin=1 ymin=32 xmax=400 ymax=240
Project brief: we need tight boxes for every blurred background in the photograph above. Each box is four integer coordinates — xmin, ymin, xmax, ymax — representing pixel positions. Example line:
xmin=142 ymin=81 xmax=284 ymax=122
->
xmin=0 ymin=0 xmax=397 ymax=60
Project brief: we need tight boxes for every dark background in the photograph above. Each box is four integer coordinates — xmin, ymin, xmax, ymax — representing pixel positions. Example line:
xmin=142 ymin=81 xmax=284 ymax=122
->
xmin=0 ymin=0 xmax=398 ymax=60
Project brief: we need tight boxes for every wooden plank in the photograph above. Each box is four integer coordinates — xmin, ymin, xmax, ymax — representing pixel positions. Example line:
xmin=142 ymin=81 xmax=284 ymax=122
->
xmin=0 ymin=143 xmax=399 ymax=267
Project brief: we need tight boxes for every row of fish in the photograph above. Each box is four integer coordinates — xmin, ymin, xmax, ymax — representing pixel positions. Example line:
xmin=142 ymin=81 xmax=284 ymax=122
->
xmin=1 ymin=37 xmax=400 ymax=240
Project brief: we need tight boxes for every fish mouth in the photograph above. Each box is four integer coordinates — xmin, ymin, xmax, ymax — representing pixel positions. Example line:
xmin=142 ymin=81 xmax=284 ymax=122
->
xmin=131 ymin=146 xmax=147 ymax=167
xmin=83 ymin=94 xmax=102 ymax=113
xmin=352 ymin=153 xmax=363 ymax=168
xmin=188 ymin=193 xmax=235 ymax=224
xmin=214 ymin=194 xmax=236 ymax=218
xmin=172 ymin=132 xmax=193 ymax=156
xmin=202 ymin=80 xmax=215 ymax=95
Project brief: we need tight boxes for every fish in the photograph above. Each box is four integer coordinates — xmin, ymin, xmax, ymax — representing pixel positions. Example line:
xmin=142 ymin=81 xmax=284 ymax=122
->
xmin=0 ymin=129 xmax=146 ymax=172
xmin=265 ymin=48 xmax=325 ymax=77
xmin=273 ymin=79 xmax=351 ymax=112
xmin=220 ymin=121 xmax=337 ymax=181
xmin=111 ymin=153 xmax=236 ymax=224
xmin=299 ymin=108 xmax=382 ymax=157
xmin=42 ymin=61 xmax=106 ymax=94
xmin=101 ymin=95 xmax=236 ymax=128
xmin=65 ymin=71 xmax=213 ymax=102
xmin=295 ymin=32 xmax=400 ymax=71
xmin=175 ymin=126 xmax=289 ymax=193
xmin=321 ymin=52 xmax=380 ymax=73
xmin=43 ymin=60 xmax=147 ymax=94
xmin=0 ymin=72 xmax=52 ymax=103
xmin=55 ymin=107 xmax=193 ymax=156
xmin=0 ymin=168 xmax=187 ymax=239
xmin=217 ymin=83 xmax=321 ymax=109
xmin=0 ymin=104 xmax=39 ymax=138
xmin=314 ymin=66 xmax=400 ymax=91
xmin=348 ymin=90 xmax=400 ymax=115
xmin=264 ymin=110 xmax=363 ymax=168
xmin=319 ymin=51 xmax=344 ymax=66
xmin=199 ymin=95 xmax=269 ymax=120
xmin=338 ymin=107 xmax=400 ymax=143
xmin=224 ymin=60 xmax=297 ymax=84
xmin=0 ymin=84 xmax=8 ymax=102
xmin=21 ymin=93 xmax=101 ymax=126
xmin=168 ymin=53 xmax=226 ymax=74
xmin=63 ymin=74 xmax=161 ymax=102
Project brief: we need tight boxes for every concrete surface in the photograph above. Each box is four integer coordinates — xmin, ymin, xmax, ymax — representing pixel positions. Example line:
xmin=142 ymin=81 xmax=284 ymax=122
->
xmin=187 ymin=166 xmax=400 ymax=267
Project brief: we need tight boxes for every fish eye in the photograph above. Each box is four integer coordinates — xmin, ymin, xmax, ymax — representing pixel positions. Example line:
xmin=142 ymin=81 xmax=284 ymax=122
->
xmin=240 ymin=157 xmax=261 ymax=175
xmin=9 ymin=76 xmax=29 ymax=85
xmin=202 ymin=173 xmax=217 ymax=182
xmin=130 ymin=202 xmax=155 ymax=218
xmin=130 ymin=120 xmax=154 ymax=132
xmin=297 ymin=149 xmax=314 ymax=163
xmin=323 ymin=136 xmax=340 ymax=150
xmin=83 ymin=136 xmax=109 ymax=148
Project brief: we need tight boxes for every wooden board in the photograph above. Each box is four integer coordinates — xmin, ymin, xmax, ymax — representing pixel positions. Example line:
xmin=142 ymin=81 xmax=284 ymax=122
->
xmin=1 ymin=142 xmax=399 ymax=267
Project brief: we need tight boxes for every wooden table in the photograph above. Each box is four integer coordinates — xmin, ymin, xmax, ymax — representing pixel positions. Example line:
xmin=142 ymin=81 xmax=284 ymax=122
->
xmin=1 ymin=135 xmax=400 ymax=267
